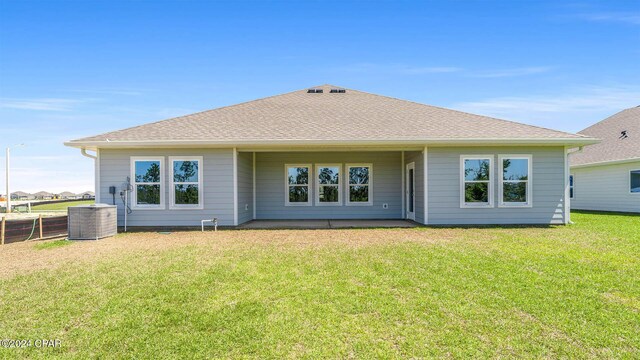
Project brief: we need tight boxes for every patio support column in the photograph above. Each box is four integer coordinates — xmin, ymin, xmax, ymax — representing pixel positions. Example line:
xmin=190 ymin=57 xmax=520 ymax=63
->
xmin=423 ymin=146 xmax=428 ymax=225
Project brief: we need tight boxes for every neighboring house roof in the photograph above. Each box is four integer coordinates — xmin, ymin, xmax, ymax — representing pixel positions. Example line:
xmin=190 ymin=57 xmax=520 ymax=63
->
xmin=65 ymin=84 xmax=596 ymax=149
xmin=58 ymin=191 xmax=76 ymax=197
xmin=80 ymin=191 xmax=95 ymax=196
xmin=34 ymin=191 xmax=54 ymax=197
xmin=571 ymin=106 xmax=640 ymax=167
xmin=11 ymin=191 xmax=31 ymax=197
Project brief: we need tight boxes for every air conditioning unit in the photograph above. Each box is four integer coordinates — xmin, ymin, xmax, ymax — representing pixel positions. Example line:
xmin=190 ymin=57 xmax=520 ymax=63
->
xmin=68 ymin=204 xmax=117 ymax=240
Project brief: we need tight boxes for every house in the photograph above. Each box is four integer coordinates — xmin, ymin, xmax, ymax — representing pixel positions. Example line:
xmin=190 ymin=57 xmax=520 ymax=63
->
xmin=58 ymin=191 xmax=78 ymax=200
xmin=79 ymin=191 xmax=95 ymax=200
xmin=11 ymin=191 xmax=34 ymax=200
xmin=570 ymin=106 xmax=639 ymax=213
xmin=65 ymin=85 xmax=597 ymax=227
xmin=33 ymin=191 xmax=54 ymax=200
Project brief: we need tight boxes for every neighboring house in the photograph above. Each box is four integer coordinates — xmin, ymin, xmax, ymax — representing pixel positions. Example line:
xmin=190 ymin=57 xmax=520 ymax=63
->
xmin=79 ymin=191 xmax=95 ymax=200
xmin=33 ymin=191 xmax=54 ymax=200
xmin=65 ymin=85 xmax=596 ymax=227
xmin=11 ymin=191 xmax=34 ymax=200
xmin=570 ymin=106 xmax=639 ymax=213
xmin=58 ymin=191 xmax=78 ymax=199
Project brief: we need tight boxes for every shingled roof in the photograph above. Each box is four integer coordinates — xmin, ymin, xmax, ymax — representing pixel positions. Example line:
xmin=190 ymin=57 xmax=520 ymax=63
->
xmin=571 ymin=106 xmax=640 ymax=167
xmin=66 ymin=84 xmax=595 ymax=149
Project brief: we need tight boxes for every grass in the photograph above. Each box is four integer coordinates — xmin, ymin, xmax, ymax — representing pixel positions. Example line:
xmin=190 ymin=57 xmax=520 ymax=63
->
xmin=30 ymin=200 xmax=94 ymax=211
xmin=33 ymin=240 xmax=73 ymax=250
xmin=1 ymin=211 xmax=639 ymax=358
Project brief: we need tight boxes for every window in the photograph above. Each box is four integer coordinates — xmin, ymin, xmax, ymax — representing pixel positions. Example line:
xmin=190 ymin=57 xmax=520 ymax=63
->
xmin=170 ymin=157 xmax=203 ymax=209
xmin=346 ymin=164 xmax=372 ymax=206
xmin=631 ymin=170 xmax=640 ymax=194
xmin=570 ymin=175 xmax=574 ymax=199
xmin=498 ymin=155 xmax=532 ymax=207
xmin=460 ymin=156 xmax=493 ymax=208
xmin=131 ymin=157 xmax=164 ymax=209
xmin=315 ymin=164 xmax=341 ymax=205
xmin=285 ymin=164 xmax=311 ymax=206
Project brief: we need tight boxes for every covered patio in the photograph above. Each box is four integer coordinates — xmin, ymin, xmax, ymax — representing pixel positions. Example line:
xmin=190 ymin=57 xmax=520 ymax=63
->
xmin=236 ymin=149 xmax=426 ymax=225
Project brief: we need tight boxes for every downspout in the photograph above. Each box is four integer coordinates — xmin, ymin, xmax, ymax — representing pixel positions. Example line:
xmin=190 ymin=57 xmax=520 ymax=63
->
xmin=567 ymin=146 xmax=584 ymax=156
xmin=80 ymin=147 xmax=99 ymax=204
xmin=80 ymin=148 xmax=97 ymax=160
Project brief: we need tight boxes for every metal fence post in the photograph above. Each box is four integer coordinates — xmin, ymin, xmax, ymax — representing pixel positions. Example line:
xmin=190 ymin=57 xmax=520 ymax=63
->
xmin=39 ymin=214 xmax=43 ymax=239
xmin=1 ymin=216 xmax=5 ymax=245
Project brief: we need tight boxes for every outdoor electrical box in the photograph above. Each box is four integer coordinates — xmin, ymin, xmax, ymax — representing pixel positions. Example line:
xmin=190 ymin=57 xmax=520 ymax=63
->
xmin=68 ymin=204 xmax=117 ymax=240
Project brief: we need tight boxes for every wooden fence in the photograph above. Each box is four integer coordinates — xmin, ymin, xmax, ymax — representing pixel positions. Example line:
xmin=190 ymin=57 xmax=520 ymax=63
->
xmin=1 ymin=215 xmax=68 ymax=245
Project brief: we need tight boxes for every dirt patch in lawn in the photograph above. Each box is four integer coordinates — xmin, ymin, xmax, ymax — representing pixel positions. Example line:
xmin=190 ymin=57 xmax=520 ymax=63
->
xmin=0 ymin=228 xmax=466 ymax=279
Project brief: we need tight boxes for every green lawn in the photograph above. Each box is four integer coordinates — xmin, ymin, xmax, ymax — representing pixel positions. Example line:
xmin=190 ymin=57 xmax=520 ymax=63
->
xmin=1 ymin=211 xmax=638 ymax=358
xmin=30 ymin=200 xmax=95 ymax=211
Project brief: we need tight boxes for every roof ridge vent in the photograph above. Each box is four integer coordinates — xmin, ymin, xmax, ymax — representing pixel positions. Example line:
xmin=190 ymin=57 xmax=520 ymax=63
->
xmin=307 ymin=88 xmax=323 ymax=93
xmin=330 ymin=88 xmax=346 ymax=93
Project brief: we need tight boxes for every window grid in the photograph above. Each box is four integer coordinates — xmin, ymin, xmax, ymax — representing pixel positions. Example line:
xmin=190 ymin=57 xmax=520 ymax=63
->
xmin=460 ymin=156 xmax=494 ymax=208
xmin=498 ymin=155 xmax=532 ymax=207
xmin=631 ymin=170 xmax=640 ymax=194
xmin=169 ymin=156 xmax=203 ymax=209
xmin=285 ymin=164 xmax=312 ymax=206
xmin=130 ymin=157 xmax=165 ymax=210
xmin=315 ymin=164 xmax=341 ymax=206
xmin=570 ymin=175 xmax=574 ymax=199
xmin=346 ymin=164 xmax=373 ymax=206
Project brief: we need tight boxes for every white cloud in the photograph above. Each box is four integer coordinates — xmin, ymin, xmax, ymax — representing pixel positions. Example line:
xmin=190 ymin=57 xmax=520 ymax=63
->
xmin=453 ymin=85 xmax=640 ymax=132
xmin=66 ymin=88 xmax=146 ymax=96
xmin=0 ymin=98 xmax=88 ymax=111
xmin=336 ymin=63 xmax=463 ymax=75
xmin=468 ymin=66 xmax=554 ymax=78
xmin=336 ymin=63 xmax=553 ymax=78
xmin=576 ymin=12 xmax=640 ymax=25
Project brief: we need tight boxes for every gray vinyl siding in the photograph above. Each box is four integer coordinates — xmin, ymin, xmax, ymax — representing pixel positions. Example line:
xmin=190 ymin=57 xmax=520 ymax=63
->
xmin=404 ymin=151 xmax=425 ymax=224
xmin=98 ymin=148 xmax=235 ymax=226
xmin=570 ymin=161 xmax=640 ymax=213
xmin=237 ymin=152 xmax=254 ymax=224
xmin=255 ymin=152 xmax=402 ymax=219
xmin=427 ymin=146 xmax=567 ymax=225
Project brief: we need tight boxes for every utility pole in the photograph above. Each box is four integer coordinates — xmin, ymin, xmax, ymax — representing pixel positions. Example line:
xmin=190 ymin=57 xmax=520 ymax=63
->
xmin=5 ymin=145 xmax=24 ymax=214
xmin=5 ymin=147 xmax=9 ymax=214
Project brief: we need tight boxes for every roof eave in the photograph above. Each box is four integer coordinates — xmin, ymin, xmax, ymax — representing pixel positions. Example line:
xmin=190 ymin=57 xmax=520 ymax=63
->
xmin=65 ymin=137 xmax=599 ymax=151
xmin=570 ymin=157 xmax=640 ymax=169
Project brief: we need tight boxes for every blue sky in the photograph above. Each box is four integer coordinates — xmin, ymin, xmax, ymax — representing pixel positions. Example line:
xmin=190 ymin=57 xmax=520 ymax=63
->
xmin=0 ymin=0 xmax=638 ymax=193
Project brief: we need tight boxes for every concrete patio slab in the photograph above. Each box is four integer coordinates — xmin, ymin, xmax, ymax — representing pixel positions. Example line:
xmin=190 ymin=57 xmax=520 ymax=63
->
xmin=237 ymin=220 xmax=330 ymax=229
xmin=236 ymin=219 xmax=418 ymax=230
xmin=329 ymin=220 xmax=418 ymax=228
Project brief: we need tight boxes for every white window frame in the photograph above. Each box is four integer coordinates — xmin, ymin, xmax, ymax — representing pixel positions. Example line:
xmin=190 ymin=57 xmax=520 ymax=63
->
xmin=285 ymin=164 xmax=312 ymax=206
xmin=498 ymin=155 xmax=533 ymax=208
xmin=169 ymin=156 xmax=204 ymax=210
xmin=130 ymin=156 xmax=165 ymax=210
xmin=460 ymin=155 xmax=494 ymax=208
xmin=630 ymin=170 xmax=640 ymax=195
xmin=570 ymin=174 xmax=574 ymax=199
xmin=315 ymin=164 xmax=342 ymax=206
xmin=345 ymin=163 xmax=373 ymax=206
